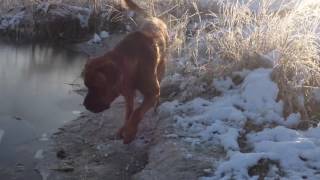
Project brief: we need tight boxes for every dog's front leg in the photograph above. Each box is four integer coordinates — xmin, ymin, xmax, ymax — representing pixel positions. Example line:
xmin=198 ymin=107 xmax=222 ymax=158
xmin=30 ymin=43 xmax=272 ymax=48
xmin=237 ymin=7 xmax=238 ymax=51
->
xmin=122 ymin=94 xmax=159 ymax=144
xmin=117 ymin=91 xmax=134 ymax=139
xmin=124 ymin=92 xmax=134 ymax=121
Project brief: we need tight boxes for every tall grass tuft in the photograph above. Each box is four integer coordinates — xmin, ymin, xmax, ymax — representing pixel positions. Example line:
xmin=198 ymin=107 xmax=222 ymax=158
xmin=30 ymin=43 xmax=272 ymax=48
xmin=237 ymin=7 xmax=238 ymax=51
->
xmin=143 ymin=0 xmax=320 ymax=120
xmin=210 ymin=0 xmax=320 ymax=120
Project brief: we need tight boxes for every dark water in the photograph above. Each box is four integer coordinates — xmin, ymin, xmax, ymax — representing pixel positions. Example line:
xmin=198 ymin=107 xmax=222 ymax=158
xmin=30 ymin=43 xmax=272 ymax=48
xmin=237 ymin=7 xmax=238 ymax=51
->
xmin=0 ymin=43 xmax=87 ymax=179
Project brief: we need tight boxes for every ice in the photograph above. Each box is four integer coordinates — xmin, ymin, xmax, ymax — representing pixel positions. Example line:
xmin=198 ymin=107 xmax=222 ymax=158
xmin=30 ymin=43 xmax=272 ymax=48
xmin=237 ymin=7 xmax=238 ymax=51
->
xmin=34 ymin=149 xmax=44 ymax=159
xmin=39 ymin=133 xmax=49 ymax=141
xmin=72 ymin=110 xmax=82 ymax=116
xmin=0 ymin=129 xmax=4 ymax=144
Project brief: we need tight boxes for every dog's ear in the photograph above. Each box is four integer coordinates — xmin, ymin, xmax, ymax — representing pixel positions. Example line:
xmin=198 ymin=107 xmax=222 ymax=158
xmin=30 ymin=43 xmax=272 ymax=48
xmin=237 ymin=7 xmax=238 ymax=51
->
xmin=99 ymin=61 xmax=119 ymax=83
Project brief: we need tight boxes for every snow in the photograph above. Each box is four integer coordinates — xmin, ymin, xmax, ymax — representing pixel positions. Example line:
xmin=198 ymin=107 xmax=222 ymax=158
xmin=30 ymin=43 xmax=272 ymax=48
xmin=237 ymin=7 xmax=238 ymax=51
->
xmin=0 ymin=2 xmax=92 ymax=32
xmin=213 ymin=77 xmax=234 ymax=92
xmin=37 ymin=2 xmax=51 ymax=13
xmin=246 ymin=126 xmax=320 ymax=179
xmin=77 ymin=12 xmax=90 ymax=28
xmin=240 ymin=69 xmax=282 ymax=120
xmin=160 ymin=68 xmax=320 ymax=179
xmin=100 ymin=31 xmax=110 ymax=39
xmin=4 ymin=11 xmax=26 ymax=30
xmin=0 ymin=129 xmax=4 ymax=144
xmin=87 ymin=33 xmax=102 ymax=44
xmin=202 ymin=152 xmax=271 ymax=180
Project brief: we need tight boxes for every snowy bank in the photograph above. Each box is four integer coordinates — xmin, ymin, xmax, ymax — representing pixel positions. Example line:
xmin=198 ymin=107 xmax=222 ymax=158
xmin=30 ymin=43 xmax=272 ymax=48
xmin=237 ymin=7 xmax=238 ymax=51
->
xmin=0 ymin=2 xmax=124 ymax=42
xmin=160 ymin=68 xmax=320 ymax=179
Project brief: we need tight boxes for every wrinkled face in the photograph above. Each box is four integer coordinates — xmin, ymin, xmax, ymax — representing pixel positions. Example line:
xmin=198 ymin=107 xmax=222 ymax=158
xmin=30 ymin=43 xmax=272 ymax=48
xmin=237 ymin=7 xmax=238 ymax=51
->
xmin=83 ymin=63 xmax=119 ymax=113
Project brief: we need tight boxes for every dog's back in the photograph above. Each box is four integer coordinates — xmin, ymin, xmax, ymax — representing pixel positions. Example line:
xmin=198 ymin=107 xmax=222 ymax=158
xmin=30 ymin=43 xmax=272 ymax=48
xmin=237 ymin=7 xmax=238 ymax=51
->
xmin=123 ymin=0 xmax=169 ymax=57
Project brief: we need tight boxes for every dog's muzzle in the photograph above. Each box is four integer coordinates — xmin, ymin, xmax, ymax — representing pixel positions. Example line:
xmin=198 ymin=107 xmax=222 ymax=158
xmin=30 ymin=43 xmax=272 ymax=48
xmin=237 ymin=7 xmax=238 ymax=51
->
xmin=83 ymin=98 xmax=110 ymax=113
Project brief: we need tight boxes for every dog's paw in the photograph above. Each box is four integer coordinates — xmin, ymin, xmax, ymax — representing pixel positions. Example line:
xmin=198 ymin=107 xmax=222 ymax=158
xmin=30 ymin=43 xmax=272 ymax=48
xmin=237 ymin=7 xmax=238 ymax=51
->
xmin=122 ymin=126 xmax=138 ymax=144
xmin=116 ymin=127 xmax=125 ymax=139
xmin=123 ymin=135 xmax=136 ymax=144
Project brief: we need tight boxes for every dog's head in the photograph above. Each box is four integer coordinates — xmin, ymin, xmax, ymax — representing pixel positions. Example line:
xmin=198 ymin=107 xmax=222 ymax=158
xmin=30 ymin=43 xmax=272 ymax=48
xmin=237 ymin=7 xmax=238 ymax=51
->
xmin=82 ymin=58 xmax=120 ymax=113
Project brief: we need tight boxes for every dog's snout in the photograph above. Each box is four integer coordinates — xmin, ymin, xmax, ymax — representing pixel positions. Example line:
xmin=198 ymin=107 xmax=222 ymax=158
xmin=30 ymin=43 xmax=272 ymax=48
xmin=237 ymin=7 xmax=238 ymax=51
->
xmin=83 ymin=98 xmax=90 ymax=109
xmin=83 ymin=97 xmax=110 ymax=113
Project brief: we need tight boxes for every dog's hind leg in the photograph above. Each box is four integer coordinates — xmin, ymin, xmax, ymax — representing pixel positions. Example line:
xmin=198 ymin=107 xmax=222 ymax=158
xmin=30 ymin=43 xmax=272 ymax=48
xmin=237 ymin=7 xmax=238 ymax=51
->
xmin=156 ymin=57 xmax=166 ymax=82
xmin=153 ymin=57 xmax=166 ymax=113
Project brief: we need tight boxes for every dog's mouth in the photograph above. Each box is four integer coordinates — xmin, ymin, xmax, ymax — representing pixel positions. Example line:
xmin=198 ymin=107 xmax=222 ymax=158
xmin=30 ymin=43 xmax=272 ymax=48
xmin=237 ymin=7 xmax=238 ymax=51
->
xmin=83 ymin=103 xmax=110 ymax=113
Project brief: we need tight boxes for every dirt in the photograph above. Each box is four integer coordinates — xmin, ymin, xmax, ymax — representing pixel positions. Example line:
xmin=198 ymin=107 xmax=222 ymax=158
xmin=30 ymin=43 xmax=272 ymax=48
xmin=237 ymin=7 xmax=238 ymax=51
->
xmin=37 ymin=94 xmax=216 ymax=180
xmin=37 ymin=98 xmax=152 ymax=180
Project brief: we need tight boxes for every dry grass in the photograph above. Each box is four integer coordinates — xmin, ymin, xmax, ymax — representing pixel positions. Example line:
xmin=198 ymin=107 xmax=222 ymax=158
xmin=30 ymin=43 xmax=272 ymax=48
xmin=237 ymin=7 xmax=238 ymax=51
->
xmin=211 ymin=0 xmax=320 ymax=120
xmin=142 ymin=0 xmax=320 ymax=120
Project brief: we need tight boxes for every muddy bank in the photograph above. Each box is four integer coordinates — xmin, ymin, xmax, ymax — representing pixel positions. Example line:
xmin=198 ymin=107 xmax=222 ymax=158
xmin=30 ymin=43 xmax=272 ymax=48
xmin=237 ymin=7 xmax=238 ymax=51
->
xmin=37 ymin=98 xmax=150 ymax=180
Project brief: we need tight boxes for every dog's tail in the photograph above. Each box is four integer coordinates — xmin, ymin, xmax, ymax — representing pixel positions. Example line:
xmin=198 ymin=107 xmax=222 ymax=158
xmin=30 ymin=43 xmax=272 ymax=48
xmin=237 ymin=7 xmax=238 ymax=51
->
xmin=123 ymin=0 xmax=148 ymax=16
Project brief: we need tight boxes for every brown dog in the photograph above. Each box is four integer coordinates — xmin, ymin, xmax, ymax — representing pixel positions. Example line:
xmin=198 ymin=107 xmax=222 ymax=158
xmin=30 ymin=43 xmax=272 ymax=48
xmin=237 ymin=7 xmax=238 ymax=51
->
xmin=83 ymin=0 xmax=168 ymax=144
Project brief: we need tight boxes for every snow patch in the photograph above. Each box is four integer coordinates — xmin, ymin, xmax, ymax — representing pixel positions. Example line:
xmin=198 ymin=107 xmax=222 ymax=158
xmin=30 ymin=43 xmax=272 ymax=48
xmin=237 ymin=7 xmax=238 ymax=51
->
xmin=240 ymin=69 xmax=282 ymax=121
xmin=246 ymin=126 xmax=320 ymax=179
xmin=161 ymin=68 xmax=292 ymax=146
xmin=204 ymin=152 xmax=270 ymax=180
xmin=100 ymin=31 xmax=110 ymax=39
xmin=160 ymin=67 xmax=320 ymax=179
xmin=88 ymin=33 xmax=102 ymax=44
xmin=77 ymin=13 xmax=90 ymax=28
xmin=213 ymin=77 xmax=234 ymax=92
xmin=37 ymin=2 xmax=51 ymax=13
xmin=7 ymin=11 xmax=26 ymax=29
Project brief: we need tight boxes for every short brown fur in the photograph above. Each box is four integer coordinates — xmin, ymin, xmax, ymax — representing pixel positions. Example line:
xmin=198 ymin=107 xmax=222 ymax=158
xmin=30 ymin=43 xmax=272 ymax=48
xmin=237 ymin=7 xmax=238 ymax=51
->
xmin=83 ymin=0 xmax=168 ymax=144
